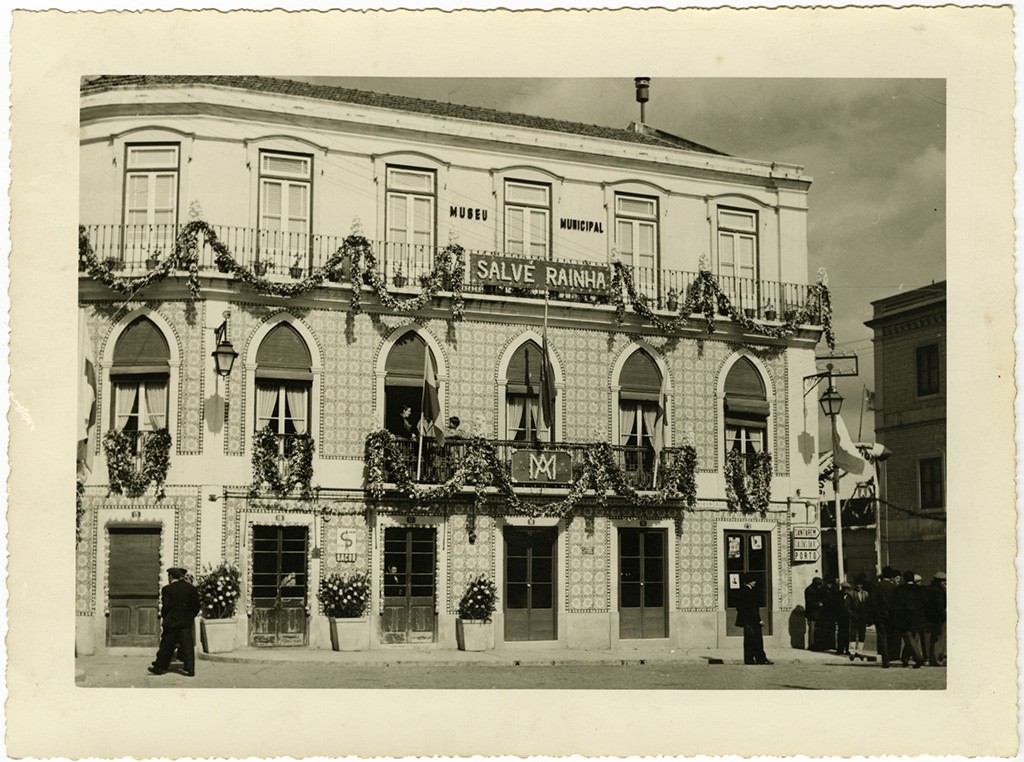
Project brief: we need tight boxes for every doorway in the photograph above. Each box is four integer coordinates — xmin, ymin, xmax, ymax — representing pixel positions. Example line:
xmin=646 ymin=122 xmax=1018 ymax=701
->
xmin=382 ymin=526 xmax=437 ymax=644
xmin=503 ymin=526 xmax=558 ymax=641
xmin=250 ymin=525 xmax=308 ymax=646
xmin=107 ymin=527 xmax=162 ymax=647
xmin=618 ymin=527 xmax=668 ymax=639
xmin=723 ymin=529 xmax=772 ymax=636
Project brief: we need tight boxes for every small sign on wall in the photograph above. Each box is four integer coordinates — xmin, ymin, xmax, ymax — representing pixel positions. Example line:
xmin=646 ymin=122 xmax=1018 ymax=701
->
xmin=729 ymin=573 xmax=740 ymax=589
xmin=750 ymin=536 xmax=763 ymax=551
xmin=336 ymin=553 xmax=357 ymax=563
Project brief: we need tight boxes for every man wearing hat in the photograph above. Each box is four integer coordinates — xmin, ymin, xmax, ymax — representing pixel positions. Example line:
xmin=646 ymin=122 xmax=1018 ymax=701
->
xmin=924 ymin=572 xmax=947 ymax=666
xmin=149 ymin=567 xmax=201 ymax=677
xmin=871 ymin=566 xmax=899 ymax=668
xmin=734 ymin=573 xmax=773 ymax=665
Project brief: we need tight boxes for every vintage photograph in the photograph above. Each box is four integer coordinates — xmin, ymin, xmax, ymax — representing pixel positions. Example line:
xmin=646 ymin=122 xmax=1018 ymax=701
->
xmin=75 ymin=74 xmax=947 ymax=689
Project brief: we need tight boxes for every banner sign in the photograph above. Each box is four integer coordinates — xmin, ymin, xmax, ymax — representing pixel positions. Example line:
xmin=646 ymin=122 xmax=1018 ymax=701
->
xmin=510 ymin=450 xmax=573 ymax=484
xmin=470 ymin=254 xmax=610 ymax=295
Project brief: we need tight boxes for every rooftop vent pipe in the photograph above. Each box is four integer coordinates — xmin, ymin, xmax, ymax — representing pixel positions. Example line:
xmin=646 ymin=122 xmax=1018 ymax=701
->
xmin=634 ymin=77 xmax=651 ymax=124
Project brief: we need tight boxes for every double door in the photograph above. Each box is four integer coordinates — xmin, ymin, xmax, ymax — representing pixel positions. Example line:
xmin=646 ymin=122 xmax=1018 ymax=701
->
xmin=503 ymin=526 xmax=557 ymax=641
xmin=250 ymin=525 xmax=308 ymax=647
xmin=382 ymin=527 xmax=437 ymax=644
xmin=618 ymin=528 xmax=668 ymax=639
xmin=724 ymin=530 xmax=772 ymax=636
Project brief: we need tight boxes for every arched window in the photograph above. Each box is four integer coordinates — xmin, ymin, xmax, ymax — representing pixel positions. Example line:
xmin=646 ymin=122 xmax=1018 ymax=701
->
xmin=724 ymin=357 xmax=769 ymax=454
xmin=619 ymin=350 xmax=663 ymax=472
xmin=505 ymin=340 xmax=554 ymax=442
xmin=255 ymin=324 xmax=312 ymax=439
xmin=384 ymin=332 xmax=440 ymax=439
xmin=110 ymin=317 xmax=170 ymax=440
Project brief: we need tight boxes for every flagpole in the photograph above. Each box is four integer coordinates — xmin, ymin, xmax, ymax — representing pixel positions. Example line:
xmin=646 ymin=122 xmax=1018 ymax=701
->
xmin=416 ymin=351 xmax=427 ymax=481
xmin=858 ymin=384 xmax=866 ymax=441
xmin=542 ymin=292 xmax=550 ymax=441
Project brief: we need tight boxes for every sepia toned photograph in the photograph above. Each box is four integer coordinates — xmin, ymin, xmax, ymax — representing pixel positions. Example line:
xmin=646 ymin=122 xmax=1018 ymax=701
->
xmin=8 ymin=7 xmax=1016 ymax=759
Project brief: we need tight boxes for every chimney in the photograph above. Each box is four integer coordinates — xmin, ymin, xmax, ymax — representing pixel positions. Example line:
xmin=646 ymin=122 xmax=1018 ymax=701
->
xmin=634 ymin=77 xmax=651 ymax=125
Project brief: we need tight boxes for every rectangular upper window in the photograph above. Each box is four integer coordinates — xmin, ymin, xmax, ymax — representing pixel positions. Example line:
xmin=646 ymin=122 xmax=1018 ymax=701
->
xmin=261 ymin=152 xmax=311 ymax=180
xmin=717 ymin=208 xmax=758 ymax=282
xmin=615 ymin=194 xmax=658 ymax=275
xmin=505 ymin=181 xmax=550 ymax=259
xmin=386 ymin=167 xmax=436 ymax=252
xmin=123 ymin=144 xmax=180 ymax=262
xmin=259 ymin=151 xmax=312 ymax=264
xmin=919 ymin=456 xmax=944 ymax=509
xmin=916 ymin=344 xmax=941 ymax=396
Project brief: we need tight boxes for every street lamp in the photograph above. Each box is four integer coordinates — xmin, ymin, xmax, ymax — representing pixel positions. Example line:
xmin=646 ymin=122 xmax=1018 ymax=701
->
xmin=211 ymin=312 xmax=238 ymax=378
xmin=819 ymin=378 xmax=846 ymax=584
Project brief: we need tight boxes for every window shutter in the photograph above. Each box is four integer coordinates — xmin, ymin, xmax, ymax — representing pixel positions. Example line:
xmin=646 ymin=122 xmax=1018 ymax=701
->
xmin=255 ymin=324 xmax=312 ymax=380
xmin=620 ymin=350 xmax=662 ymax=401
xmin=112 ymin=318 xmax=170 ymax=375
xmin=724 ymin=358 xmax=769 ymax=422
xmin=507 ymin=341 xmax=542 ymax=394
xmin=385 ymin=333 xmax=427 ymax=387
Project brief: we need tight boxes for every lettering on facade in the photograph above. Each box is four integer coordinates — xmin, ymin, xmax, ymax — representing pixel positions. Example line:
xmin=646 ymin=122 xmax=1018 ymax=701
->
xmin=450 ymin=205 xmax=488 ymax=221
xmin=470 ymin=253 xmax=609 ymax=295
xmin=529 ymin=453 xmax=557 ymax=480
xmin=792 ymin=526 xmax=820 ymax=539
xmin=336 ymin=552 xmax=357 ymax=563
xmin=581 ymin=547 xmax=595 ymax=556
xmin=338 ymin=529 xmax=354 ymax=549
xmin=559 ymin=218 xmax=604 ymax=233
xmin=792 ymin=549 xmax=820 ymax=563
xmin=510 ymin=450 xmax=573 ymax=483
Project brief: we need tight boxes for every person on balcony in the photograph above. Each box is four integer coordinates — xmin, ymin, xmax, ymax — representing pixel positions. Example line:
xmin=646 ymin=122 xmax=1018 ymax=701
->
xmin=400 ymin=406 xmax=417 ymax=440
xmin=446 ymin=416 xmax=465 ymax=438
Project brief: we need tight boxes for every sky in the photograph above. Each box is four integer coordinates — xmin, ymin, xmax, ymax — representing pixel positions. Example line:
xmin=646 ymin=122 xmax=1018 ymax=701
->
xmin=302 ymin=77 xmax=946 ymax=443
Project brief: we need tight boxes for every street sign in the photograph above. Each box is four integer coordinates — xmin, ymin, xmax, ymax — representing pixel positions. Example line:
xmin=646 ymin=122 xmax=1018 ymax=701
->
xmin=511 ymin=450 xmax=573 ymax=484
xmin=793 ymin=538 xmax=820 ymax=551
xmin=792 ymin=549 xmax=820 ymax=563
xmin=815 ymin=353 xmax=859 ymax=378
xmin=792 ymin=526 xmax=820 ymax=539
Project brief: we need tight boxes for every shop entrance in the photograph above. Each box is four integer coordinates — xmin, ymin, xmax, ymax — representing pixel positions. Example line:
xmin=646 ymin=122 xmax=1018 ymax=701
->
xmin=107 ymin=527 xmax=162 ymax=647
xmin=503 ymin=526 xmax=558 ymax=641
xmin=618 ymin=527 xmax=668 ymax=639
xmin=723 ymin=529 xmax=772 ymax=637
xmin=382 ymin=526 xmax=437 ymax=644
xmin=250 ymin=525 xmax=308 ymax=647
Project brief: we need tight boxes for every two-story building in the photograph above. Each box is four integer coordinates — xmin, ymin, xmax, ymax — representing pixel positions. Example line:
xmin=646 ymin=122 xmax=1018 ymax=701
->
xmin=77 ymin=75 xmax=833 ymax=656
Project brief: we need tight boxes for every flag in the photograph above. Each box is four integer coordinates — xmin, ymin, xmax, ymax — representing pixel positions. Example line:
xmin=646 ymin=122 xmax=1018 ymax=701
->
xmin=832 ymin=413 xmax=866 ymax=475
xmin=418 ymin=351 xmax=446 ymax=445
xmin=77 ymin=310 xmax=97 ymax=482
xmin=652 ymin=385 xmax=665 ymax=455
xmin=538 ymin=322 xmax=557 ymax=433
xmin=864 ymin=387 xmax=876 ymax=411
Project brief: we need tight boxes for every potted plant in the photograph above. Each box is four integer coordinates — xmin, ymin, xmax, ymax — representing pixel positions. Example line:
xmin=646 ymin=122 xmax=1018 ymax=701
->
xmin=253 ymin=260 xmax=269 ymax=277
xmin=665 ymin=287 xmax=680 ymax=312
xmin=145 ymin=250 xmax=162 ymax=271
xmin=197 ymin=562 xmax=241 ymax=654
xmin=103 ymin=257 xmax=125 ymax=272
xmin=289 ymin=254 xmax=304 ymax=279
xmin=764 ymin=301 xmax=777 ymax=321
xmin=318 ymin=572 xmax=372 ymax=651
xmin=392 ymin=265 xmax=407 ymax=288
xmin=456 ymin=574 xmax=497 ymax=651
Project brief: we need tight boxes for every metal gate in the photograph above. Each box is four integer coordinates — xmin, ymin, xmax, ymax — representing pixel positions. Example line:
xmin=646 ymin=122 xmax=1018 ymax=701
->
xmin=250 ymin=525 xmax=308 ymax=647
xmin=382 ymin=526 xmax=437 ymax=643
xmin=618 ymin=527 xmax=667 ymax=639
xmin=503 ymin=526 xmax=558 ymax=641
xmin=107 ymin=527 xmax=161 ymax=647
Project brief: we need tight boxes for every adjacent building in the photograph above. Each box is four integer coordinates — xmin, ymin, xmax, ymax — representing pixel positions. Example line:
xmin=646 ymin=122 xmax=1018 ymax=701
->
xmin=77 ymin=75 xmax=834 ymax=655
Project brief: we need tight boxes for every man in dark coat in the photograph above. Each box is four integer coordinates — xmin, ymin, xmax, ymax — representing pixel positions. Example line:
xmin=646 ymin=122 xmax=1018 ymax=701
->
xmin=871 ymin=566 xmax=898 ymax=668
xmin=735 ymin=574 xmax=772 ymax=665
xmin=891 ymin=569 xmax=926 ymax=668
xmin=923 ymin=571 xmax=947 ymax=666
xmin=149 ymin=567 xmax=201 ymax=677
xmin=804 ymin=577 xmax=825 ymax=650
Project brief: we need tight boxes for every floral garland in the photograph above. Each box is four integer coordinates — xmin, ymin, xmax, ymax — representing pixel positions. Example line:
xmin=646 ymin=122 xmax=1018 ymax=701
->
xmin=79 ymin=225 xmax=202 ymax=299
xmin=348 ymin=235 xmax=465 ymax=320
xmin=76 ymin=481 xmax=86 ymax=542
xmin=723 ymin=450 xmax=773 ymax=515
xmin=611 ymin=261 xmax=836 ymax=350
xmin=364 ymin=430 xmax=697 ymax=522
xmin=249 ymin=427 xmax=316 ymax=499
xmin=102 ymin=428 xmax=172 ymax=498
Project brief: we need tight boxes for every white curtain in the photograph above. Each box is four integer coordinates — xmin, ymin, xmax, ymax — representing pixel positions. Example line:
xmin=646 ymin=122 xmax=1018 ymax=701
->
xmin=285 ymin=387 xmax=308 ymax=435
xmin=619 ymin=403 xmax=637 ymax=446
xmin=641 ymin=403 xmax=658 ymax=450
xmin=507 ymin=396 xmax=526 ymax=440
xmin=114 ymin=383 xmax=138 ymax=431
xmin=256 ymin=385 xmax=278 ymax=430
xmin=529 ymin=398 xmax=551 ymax=442
xmin=143 ymin=382 xmax=167 ymax=431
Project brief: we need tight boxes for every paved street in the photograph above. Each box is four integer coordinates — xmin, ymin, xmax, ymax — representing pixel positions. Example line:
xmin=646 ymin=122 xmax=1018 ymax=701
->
xmin=77 ymin=653 xmax=945 ymax=690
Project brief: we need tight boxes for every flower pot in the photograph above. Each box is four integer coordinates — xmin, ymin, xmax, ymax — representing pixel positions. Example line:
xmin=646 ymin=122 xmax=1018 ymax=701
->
xmin=329 ymin=616 xmax=370 ymax=651
xmin=199 ymin=617 xmax=237 ymax=654
xmin=764 ymin=309 xmax=777 ymax=321
xmin=456 ymin=618 xmax=493 ymax=652
xmin=253 ymin=261 xmax=269 ymax=277
xmin=666 ymin=298 xmax=679 ymax=312
xmin=216 ymin=259 xmax=232 ymax=274
xmin=393 ymin=274 xmax=407 ymax=288
xmin=145 ymin=257 xmax=161 ymax=271
xmin=289 ymin=266 xmax=304 ymax=279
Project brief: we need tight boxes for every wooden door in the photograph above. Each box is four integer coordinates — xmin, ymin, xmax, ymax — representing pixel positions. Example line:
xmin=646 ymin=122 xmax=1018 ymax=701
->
xmin=724 ymin=530 xmax=772 ymax=636
xmin=618 ymin=528 xmax=668 ymax=639
xmin=382 ymin=527 xmax=437 ymax=644
xmin=107 ymin=528 xmax=162 ymax=647
xmin=250 ymin=525 xmax=308 ymax=647
xmin=504 ymin=526 xmax=558 ymax=641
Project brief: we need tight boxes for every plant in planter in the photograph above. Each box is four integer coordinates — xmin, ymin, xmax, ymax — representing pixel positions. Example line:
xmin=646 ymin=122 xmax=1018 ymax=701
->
xmin=763 ymin=301 xmax=777 ymax=321
xmin=103 ymin=257 xmax=125 ymax=272
xmin=665 ymin=287 xmax=680 ymax=312
xmin=318 ymin=572 xmax=372 ymax=651
xmin=392 ymin=265 xmax=407 ymax=288
xmin=289 ymin=254 xmax=304 ymax=279
xmin=145 ymin=250 xmax=162 ymax=271
xmin=456 ymin=574 xmax=498 ymax=651
xmin=253 ymin=260 xmax=269 ymax=277
xmin=196 ymin=562 xmax=241 ymax=654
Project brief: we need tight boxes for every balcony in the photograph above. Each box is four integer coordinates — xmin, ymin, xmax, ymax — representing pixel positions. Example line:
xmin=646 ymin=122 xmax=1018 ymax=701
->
xmin=382 ymin=437 xmax=682 ymax=491
xmin=80 ymin=223 xmax=820 ymax=323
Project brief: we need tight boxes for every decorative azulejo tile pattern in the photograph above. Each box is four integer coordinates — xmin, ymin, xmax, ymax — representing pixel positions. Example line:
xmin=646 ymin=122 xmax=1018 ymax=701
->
xmin=446 ymin=514 xmax=495 ymax=615
xmin=676 ymin=511 xmax=722 ymax=611
xmin=564 ymin=514 xmax=609 ymax=612
xmin=320 ymin=510 xmax=371 ymax=577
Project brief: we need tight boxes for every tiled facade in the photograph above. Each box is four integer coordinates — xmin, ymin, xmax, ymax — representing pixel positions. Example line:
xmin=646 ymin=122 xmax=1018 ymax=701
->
xmin=77 ymin=76 xmax=828 ymax=655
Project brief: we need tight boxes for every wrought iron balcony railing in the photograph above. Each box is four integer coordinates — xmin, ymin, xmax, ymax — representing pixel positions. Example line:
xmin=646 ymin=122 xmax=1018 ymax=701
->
xmin=80 ymin=223 xmax=818 ymax=323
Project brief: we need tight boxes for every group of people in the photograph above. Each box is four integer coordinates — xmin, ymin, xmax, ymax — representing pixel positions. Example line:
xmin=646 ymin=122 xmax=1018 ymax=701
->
xmin=804 ymin=567 xmax=946 ymax=668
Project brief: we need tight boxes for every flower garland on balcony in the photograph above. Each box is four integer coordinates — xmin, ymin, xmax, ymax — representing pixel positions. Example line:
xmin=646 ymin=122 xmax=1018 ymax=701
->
xmin=364 ymin=430 xmax=697 ymax=524
xmin=347 ymin=235 xmax=466 ymax=321
xmin=723 ymin=450 xmax=773 ymax=515
xmin=102 ymin=428 xmax=172 ymax=498
xmin=78 ymin=225 xmax=203 ymax=299
xmin=611 ymin=261 xmax=836 ymax=350
xmin=249 ymin=427 xmax=316 ymax=499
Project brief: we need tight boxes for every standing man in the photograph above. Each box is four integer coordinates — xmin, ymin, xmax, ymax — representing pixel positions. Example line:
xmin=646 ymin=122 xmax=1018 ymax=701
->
xmin=148 ymin=567 xmax=201 ymax=677
xmin=892 ymin=569 xmax=926 ymax=668
xmin=871 ymin=566 xmax=898 ymax=668
xmin=923 ymin=571 xmax=947 ymax=666
xmin=735 ymin=573 xmax=773 ymax=665
xmin=804 ymin=577 xmax=825 ymax=650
